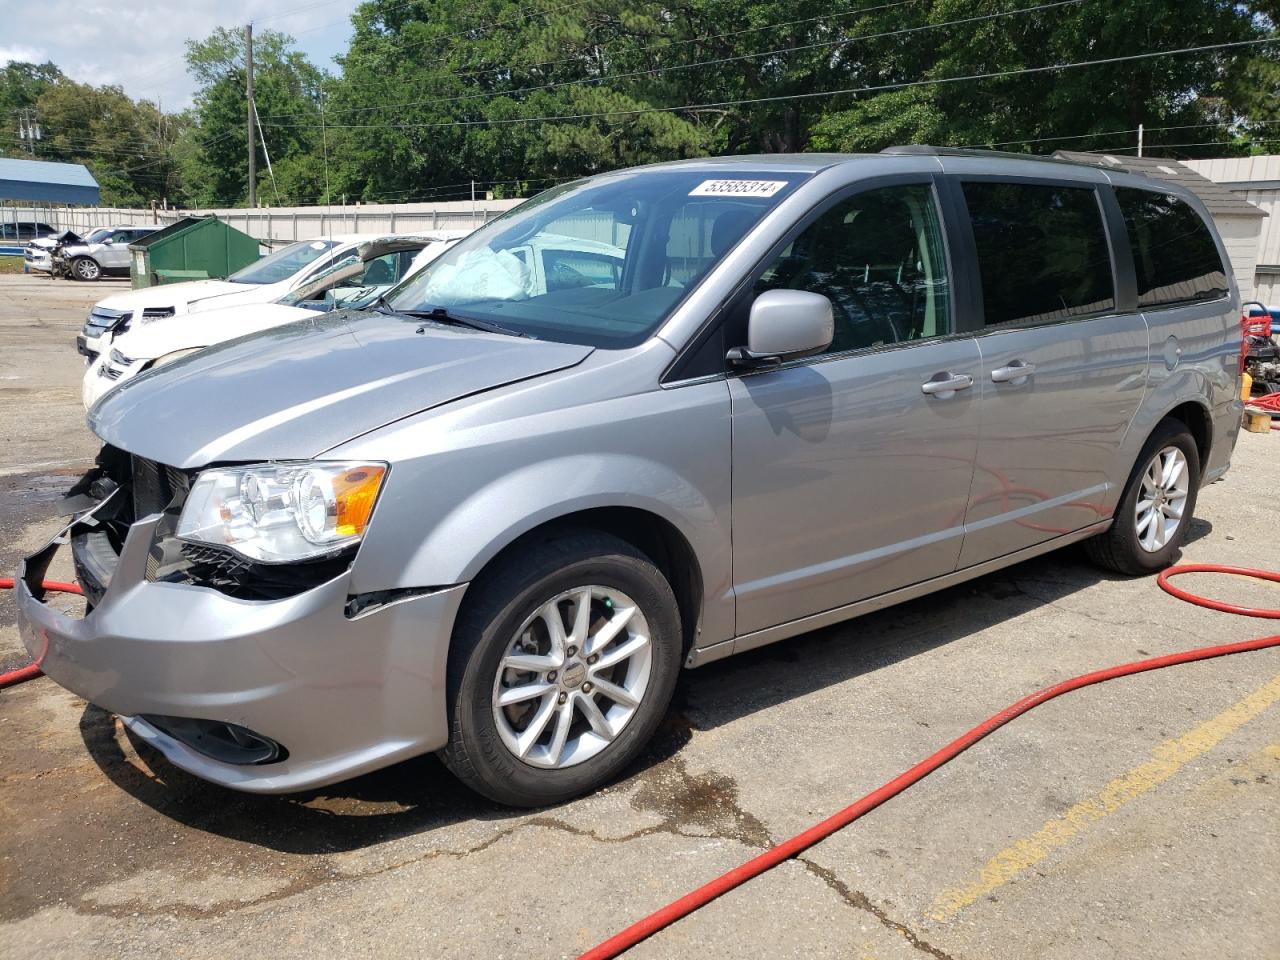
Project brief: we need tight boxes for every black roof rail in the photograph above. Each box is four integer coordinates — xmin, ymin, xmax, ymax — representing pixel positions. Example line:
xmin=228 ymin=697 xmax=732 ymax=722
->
xmin=880 ymin=144 xmax=1126 ymax=171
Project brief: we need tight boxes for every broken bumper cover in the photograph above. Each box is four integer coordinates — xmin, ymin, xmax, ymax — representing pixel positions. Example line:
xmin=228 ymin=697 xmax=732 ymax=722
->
xmin=16 ymin=512 xmax=468 ymax=793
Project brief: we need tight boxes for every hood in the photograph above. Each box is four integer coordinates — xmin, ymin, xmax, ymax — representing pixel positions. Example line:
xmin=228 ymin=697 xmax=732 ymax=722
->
xmin=112 ymin=302 xmax=316 ymax=361
xmin=96 ymin=279 xmax=250 ymax=314
xmin=186 ymin=281 xmax=295 ymax=313
xmin=89 ymin=311 xmax=593 ymax=468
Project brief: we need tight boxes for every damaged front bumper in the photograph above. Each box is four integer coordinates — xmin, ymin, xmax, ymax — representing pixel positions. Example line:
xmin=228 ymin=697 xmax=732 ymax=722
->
xmin=16 ymin=506 xmax=468 ymax=793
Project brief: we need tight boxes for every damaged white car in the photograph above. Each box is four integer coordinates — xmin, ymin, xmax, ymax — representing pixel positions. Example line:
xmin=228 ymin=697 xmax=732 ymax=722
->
xmin=77 ymin=234 xmax=388 ymax=364
xmin=83 ymin=232 xmax=467 ymax=408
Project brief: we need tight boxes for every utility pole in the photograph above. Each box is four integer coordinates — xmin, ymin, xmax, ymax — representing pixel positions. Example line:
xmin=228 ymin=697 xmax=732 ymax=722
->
xmin=1137 ymin=123 xmax=1144 ymax=158
xmin=320 ymin=92 xmax=331 ymax=207
xmin=246 ymin=23 xmax=256 ymax=209
xmin=17 ymin=108 xmax=41 ymax=156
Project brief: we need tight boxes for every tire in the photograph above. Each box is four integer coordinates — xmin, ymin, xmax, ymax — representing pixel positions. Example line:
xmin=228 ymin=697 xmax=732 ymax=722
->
xmin=1085 ymin=418 xmax=1200 ymax=576
xmin=441 ymin=529 xmax=682 ymax=807
xmin=70 ymin=256 xmax=101 ymax=281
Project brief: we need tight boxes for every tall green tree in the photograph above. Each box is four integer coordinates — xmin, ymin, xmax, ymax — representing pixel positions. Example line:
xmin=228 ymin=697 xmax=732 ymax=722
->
xmin=0 ymin=62 xmax=64 ymax=159
xmin=806 ymin=0 xmax=1277 ymax=155
xmin=310 ymin=0 xmax=1279 ymax=204
xmin=33 ymin=79 xmax=177 ymax=205
xmin=315 ymin=1 xmax=713 ymax=202
xmin=178 ymin=27 xmax=328 ymax=206
xmin=10 ymin=1 xmax=1280 ymax=209
xmin=2 ymin=63 xmax=183 ymax=206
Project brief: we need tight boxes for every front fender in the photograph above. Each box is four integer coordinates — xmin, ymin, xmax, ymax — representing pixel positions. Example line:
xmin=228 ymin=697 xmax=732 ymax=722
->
xmin=342 ymin=370 xmax=735 ymax=649
xmin=396 ymin=454 xmax=720 ymax=587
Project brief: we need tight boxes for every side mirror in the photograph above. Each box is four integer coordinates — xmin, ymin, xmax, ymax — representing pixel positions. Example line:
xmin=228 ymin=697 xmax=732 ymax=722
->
xmin=102 ymin=238 xmax=114 ymax=245
xmin=728 ymin=289 xmax=834 ymax=369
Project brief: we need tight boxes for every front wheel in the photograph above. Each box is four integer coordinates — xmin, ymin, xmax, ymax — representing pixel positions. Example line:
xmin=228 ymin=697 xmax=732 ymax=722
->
xmin=70 ymin=256 xmax=101 ymax=281
xmin=441 ymin=530 xmax=682 ymax=807
xmin=1085 ymin=418 xmax=1200 ymax=575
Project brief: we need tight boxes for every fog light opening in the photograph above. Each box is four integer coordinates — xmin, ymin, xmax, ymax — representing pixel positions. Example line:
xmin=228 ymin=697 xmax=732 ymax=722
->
xmin=141 ymin=715 xmax=287 ymax=765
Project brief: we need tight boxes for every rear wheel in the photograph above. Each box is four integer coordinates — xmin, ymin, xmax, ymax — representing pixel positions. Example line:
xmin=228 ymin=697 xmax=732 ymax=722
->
xmin=1085 ymin=419 xmax=1200 ymax=575
xmin=70 ymin=256 xmax=101 ymax=281
xmin=441 ymin=530 xmax=682 ymax=807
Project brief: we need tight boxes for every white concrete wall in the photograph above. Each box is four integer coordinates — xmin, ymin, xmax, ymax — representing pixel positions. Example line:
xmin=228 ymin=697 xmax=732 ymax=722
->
xmin=0 ymin=199 xmax=523 ymax=242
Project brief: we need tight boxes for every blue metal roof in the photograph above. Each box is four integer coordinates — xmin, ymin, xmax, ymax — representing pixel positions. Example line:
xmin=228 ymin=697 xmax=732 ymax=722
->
xmin=0 ymin=158 xmax=100 ymax=205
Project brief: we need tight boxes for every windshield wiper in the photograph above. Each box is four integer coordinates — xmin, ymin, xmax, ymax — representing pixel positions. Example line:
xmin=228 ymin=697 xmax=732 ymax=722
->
xmin=371 ymin=293 xmax=396 ymax=314
xmin=406 ymin=306 xmax=532 ymax=339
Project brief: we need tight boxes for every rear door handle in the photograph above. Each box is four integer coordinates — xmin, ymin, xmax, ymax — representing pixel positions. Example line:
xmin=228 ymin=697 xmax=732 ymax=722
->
xmin=920 ymin=373 xmax=974 ymax=397
xmin=990 ymin=360 xmax=1036 ymax=384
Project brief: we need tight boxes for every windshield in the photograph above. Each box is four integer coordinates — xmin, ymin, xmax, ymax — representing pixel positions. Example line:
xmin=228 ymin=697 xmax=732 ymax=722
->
xmin=387 ymin=170 xmax=807 ymax=347
xmin=83 ymin=228 xmax=111 ymax=244
xmin=279 ymin=247 xmax=425 ymax=310
xmin=228 ymin=239 xmax=340 ymax=285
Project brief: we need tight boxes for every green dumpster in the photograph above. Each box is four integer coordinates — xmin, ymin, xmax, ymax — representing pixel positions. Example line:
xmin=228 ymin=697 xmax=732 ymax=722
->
xmin=128 ymin=216 xmax=260 ymax=289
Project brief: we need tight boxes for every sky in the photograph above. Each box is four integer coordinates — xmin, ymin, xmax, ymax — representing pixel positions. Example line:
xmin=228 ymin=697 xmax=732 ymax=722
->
xmin=0 ymin=0 xmax=363 ymax=110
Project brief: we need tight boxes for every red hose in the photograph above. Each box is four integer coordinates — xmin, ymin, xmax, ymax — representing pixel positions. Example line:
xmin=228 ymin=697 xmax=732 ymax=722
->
xmin=579 ymin=564 xmax=1280 ymax=960
xmin=0 ymin=576 xmax=83 ymax=688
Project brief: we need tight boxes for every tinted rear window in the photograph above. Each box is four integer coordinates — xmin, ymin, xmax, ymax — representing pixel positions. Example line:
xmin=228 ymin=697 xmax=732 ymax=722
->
xmin=1116 ymin=188 xmax=1228 ymax=308
xmin=963 ymin=181 xmax=1116 ymax=326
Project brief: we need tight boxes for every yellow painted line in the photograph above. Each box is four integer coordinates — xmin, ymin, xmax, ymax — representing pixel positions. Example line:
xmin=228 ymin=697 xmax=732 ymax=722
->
xmin=928 ymin=670 xmax=1280 ymax=923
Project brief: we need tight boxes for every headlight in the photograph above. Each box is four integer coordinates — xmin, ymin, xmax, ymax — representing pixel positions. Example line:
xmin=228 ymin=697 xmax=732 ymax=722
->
xmin=150 ymin=347 xmax=203 ymax=368
xmin=177 ymin=461 xmax=387 ymax=563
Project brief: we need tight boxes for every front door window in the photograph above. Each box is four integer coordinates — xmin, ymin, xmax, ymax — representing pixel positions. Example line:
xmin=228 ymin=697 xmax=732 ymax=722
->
xmin=754 ymin=183 xmax=952 ymax=355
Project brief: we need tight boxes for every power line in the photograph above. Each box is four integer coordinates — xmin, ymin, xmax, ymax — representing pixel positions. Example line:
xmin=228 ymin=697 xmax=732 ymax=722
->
xmin=0 ymin=135 xmax=170 ymax=159
xmin=267 ymin=0 xmax=1070 ymax=121
xmin=1099 ymin=137 xmax=1280 ymax=152
xmin=259 ymin=36 xmax=1280 ymax=133
xmin=965 ymin=118 xmax=1280 ymax=150
xmin=322 ymin=0 xmax=923 ymax=99
xmin=279 ymin=0 xmax=422 ymax=35
xmin=292 ymin=0 xmax=597 ymax=40
xmin=116 ymin=131 xmax=237 ymax=175
xmin=255 ymin=0 xmax=359 ymax=25
xmin=121 ymin=0 xmax=365 ymax=95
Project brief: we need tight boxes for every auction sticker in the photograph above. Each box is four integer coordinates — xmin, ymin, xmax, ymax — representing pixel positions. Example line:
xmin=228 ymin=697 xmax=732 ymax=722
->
xmin=689 ymin=179 xmax=788 ymax=198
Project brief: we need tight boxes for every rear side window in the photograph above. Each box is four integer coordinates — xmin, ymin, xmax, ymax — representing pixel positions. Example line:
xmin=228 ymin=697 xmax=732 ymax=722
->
xmin=1116 ymin=188 xmax=1228 ymax=307
xmin=962 ymin=181 xmax=1116 ymax=326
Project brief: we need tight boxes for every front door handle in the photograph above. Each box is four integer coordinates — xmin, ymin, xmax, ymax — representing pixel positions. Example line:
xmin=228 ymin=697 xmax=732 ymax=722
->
xmin=990 ymin=360 xmax=1037 ymax=384
xmin=920 ymin=373 xmax=974 ymax=398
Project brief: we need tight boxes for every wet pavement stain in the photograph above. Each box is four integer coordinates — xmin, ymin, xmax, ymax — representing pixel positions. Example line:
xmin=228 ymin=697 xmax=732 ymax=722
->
xmin=0 ymin=693 xmax=769 ymax=926
xmin=629 ymin=759 xmax=773 ymax=849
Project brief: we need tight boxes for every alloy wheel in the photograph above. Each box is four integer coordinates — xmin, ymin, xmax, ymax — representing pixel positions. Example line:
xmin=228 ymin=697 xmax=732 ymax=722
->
xmin=1134 ymin=445 xmax=1190 ymax=552
xmin=492 ymin=585 xmax=652 ymax=769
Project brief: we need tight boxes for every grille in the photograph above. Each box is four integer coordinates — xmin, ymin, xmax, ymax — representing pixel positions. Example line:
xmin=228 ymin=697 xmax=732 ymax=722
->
xmin=164 ymin=540 xmax=356 ymax=601
xmin=100 ymin=364 xmax=123 ymax=381
xmin=181 ymin=542 xmax=258 ymax=579
xmin=130 ymin=456 xmax=188 ymax=520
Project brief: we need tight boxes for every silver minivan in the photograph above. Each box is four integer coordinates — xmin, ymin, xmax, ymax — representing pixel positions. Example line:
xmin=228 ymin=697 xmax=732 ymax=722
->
xmin=18 ymin=149 xmax=1245 ymax=806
